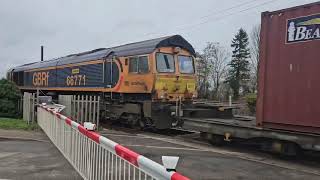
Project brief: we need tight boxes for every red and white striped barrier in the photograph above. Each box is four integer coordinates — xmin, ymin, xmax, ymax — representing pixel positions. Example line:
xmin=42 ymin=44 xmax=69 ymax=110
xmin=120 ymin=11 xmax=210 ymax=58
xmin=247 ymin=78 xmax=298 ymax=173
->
xmin=38 ymin=105 xmax=190 ymax=180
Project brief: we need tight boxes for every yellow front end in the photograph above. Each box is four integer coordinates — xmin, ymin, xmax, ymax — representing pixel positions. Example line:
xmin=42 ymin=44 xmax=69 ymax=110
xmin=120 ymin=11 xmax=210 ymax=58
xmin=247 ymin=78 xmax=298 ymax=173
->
xmin=155 ymin=75 xmax=197 ymax=101
xmin=152 ymin=47 xmax=197 ymax=102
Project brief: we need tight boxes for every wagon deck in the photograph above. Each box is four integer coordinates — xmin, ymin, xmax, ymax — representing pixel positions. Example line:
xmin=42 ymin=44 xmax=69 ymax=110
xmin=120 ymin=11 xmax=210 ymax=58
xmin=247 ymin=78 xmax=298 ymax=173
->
xmin=181 ymin=116 xmax=320 ymax=152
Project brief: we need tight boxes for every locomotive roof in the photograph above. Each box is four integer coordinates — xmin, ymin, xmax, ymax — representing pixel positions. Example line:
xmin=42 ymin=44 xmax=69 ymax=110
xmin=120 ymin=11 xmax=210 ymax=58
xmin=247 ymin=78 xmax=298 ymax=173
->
xmin=12 ymin=35 xmax=195 ymax=72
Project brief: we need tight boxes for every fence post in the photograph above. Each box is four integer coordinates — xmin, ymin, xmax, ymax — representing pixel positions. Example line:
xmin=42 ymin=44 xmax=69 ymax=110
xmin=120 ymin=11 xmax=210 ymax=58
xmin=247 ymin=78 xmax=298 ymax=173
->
xmin=93 ymin=96 xmax=96 ymax=125
xmin=77 ymin=95 xmax=80 ymax=121
xmin=85 ymin=95 xmax=88 ymax=122
xmin=23 ymin=92 xmax=36 ymax=124
xmin=97 ymin=96 xmax=100 ymax=129
xmin=89 ymin=96 xmax=92 ymax=123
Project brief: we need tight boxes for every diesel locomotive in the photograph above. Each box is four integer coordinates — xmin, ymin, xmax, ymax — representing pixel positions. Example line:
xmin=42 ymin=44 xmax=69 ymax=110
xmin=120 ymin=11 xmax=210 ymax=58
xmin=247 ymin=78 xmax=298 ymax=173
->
xmin=7 ymin=35 xmax=202 ymax=129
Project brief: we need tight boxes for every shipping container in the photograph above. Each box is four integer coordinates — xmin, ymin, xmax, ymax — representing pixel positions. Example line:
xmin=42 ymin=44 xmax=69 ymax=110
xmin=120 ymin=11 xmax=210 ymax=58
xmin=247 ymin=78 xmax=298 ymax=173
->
xmin=257 ymin=2 xmax=320 ymax=134
xmin=182 ymin=2 xmax=320 ymax=154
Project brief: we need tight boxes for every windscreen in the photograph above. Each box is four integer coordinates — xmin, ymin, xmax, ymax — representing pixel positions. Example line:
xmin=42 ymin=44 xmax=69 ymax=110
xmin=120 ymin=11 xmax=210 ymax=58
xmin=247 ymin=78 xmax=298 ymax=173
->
xmin=178 ymin=55 xmax=194 ymax=74
xmin=156 ymin=53 xmax=175 ymax=73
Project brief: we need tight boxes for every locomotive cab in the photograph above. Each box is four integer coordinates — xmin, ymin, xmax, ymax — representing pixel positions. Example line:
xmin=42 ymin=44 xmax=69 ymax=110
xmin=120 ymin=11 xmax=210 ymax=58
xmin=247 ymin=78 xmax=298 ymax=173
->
xmin=146 ymin=46 xmax=197 ymax=129
xmin=153 ymin=47 xmax=197 ymax=102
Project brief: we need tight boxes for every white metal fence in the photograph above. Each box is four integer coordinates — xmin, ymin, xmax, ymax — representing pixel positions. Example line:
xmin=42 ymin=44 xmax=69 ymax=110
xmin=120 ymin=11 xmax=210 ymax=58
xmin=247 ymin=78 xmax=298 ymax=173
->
xmin=37 ymin=105 xmax=189 ymax=180
xmin=58 ymin=95 xmax=100 ymax=128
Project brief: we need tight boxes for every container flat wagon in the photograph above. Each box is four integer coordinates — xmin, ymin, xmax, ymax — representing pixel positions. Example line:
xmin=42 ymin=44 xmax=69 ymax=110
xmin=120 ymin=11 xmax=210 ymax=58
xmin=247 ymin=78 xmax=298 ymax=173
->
xmin=182 ymin=2 xmax=320 ymax=155
xmin=182 ymin=117 xmax=320 ymax=155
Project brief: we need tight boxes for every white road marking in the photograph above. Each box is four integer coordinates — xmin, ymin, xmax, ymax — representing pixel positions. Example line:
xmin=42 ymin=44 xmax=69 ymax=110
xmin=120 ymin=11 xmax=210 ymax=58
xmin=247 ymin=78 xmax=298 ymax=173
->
xmin=0 ymin=152 xmax=19 ymax=159
xmin=124 ymin=144 xmax=207 ymax=151
xmin=100 ymin=133 xmax=142 ymax=138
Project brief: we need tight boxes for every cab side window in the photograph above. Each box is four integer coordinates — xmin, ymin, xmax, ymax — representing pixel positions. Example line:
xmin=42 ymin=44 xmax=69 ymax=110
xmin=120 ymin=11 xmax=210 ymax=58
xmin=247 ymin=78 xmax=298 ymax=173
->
xmin=139 ymin=56 xmax=148 ymax=73
xmin=129 ymin=57 xmax=138 ymax=72
xmin=129 ymin=56 xmax=149 ymax=73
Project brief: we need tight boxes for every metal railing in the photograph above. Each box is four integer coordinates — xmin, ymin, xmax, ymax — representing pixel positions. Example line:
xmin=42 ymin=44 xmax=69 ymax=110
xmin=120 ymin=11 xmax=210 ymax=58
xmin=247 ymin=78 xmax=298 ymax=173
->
xmin=37 ymin=105 xmax=189 ymax=180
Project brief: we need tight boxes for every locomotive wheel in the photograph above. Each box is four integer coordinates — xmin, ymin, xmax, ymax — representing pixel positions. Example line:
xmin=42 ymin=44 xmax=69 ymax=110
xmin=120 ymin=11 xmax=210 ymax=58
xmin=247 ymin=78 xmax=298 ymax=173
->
xmin=139 ymin=117 xmax=154 ymax=129
xmin=171 ymin=118 xmax=179 ymax=127
xmin=126 ymin=114 xmax=139 ymax=128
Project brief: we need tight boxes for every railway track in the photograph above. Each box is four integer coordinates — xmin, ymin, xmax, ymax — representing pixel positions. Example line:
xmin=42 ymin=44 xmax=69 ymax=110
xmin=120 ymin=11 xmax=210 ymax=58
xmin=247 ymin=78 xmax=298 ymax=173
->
xmin=101 ymin=121 xmax=195 ymax=136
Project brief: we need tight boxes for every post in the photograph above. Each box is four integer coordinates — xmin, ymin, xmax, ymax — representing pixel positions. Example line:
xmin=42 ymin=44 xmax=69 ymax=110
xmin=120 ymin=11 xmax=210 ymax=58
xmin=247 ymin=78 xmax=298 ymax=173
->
xmin=36 ymin=88 xmax=39 ymax=105
xmin=229 ymin=95 xmax=232 ymax=107
xmin=41 ymin=46 xmax=44 ymax=61
xmin=110 ymin=56 xmax=115 ymax=99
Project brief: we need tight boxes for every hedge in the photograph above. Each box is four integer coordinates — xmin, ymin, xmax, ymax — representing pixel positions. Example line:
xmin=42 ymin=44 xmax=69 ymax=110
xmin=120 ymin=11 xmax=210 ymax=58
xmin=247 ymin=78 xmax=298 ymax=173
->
xmin=0 ymin=78 xmax=21 ymax=118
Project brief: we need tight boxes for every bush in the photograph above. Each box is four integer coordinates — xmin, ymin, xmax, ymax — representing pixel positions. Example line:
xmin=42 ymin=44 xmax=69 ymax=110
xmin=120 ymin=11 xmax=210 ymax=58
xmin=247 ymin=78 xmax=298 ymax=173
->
xmin=245 ymin=93 xmax=257 ymax=114
xmin=0 ymin=78 xmax=21 ymax=118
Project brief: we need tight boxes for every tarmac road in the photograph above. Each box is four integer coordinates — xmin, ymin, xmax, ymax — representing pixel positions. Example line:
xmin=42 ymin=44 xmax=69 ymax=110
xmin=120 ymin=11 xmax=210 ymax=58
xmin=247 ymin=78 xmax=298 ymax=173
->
xmin=100 ymin=128 xmax=320 ymax=180
xmin=0 ymin=137 xmax=82 ymax=180
xmin=1 ymin=127 xmax=319 ymax=180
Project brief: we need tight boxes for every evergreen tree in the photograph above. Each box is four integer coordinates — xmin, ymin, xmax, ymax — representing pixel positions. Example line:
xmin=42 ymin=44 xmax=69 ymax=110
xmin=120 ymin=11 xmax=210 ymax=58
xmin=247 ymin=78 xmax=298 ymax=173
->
xmin=226 ymin=28 xmax=251 ymax=99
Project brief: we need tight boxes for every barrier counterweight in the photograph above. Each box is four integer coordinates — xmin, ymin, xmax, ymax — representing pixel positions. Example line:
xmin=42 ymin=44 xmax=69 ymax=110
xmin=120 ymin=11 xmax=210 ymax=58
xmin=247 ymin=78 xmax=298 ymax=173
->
xmin=37 ymin=106 xmax=190 ymax=180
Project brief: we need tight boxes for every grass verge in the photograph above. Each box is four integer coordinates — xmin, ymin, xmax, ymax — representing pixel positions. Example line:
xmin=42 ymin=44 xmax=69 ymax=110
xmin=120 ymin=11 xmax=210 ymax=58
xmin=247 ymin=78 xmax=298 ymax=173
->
xmin=0 ymin=117 xmax=40 ymax=131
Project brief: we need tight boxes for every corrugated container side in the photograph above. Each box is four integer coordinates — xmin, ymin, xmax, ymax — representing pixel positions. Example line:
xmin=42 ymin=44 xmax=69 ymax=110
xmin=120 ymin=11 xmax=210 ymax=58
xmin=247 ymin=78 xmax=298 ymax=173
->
xmin=257 ymin=2 xmax=320 ymax=134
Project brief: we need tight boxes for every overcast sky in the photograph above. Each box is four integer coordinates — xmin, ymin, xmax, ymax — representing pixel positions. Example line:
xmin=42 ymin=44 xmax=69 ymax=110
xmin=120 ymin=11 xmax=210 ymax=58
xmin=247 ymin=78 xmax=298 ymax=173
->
xmin=0 ymin=0 xmax=318 ymax=77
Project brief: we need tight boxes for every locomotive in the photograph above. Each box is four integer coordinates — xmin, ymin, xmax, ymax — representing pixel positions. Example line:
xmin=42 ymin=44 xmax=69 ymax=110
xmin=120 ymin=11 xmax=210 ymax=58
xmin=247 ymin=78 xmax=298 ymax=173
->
xmin=7 ymin=35 xmax=203 ymax=129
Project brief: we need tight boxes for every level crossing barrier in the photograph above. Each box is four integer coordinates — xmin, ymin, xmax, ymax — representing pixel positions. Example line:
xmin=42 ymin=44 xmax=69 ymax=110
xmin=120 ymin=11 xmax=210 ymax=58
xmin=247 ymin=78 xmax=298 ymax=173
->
xmin=37 ymin=105 xmax=190 ymax=180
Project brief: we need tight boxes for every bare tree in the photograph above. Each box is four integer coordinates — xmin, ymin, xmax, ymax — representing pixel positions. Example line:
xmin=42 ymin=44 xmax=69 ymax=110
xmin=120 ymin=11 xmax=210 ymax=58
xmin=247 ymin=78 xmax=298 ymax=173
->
xmin=201 ymin=42 xmax=229 ymax=100
xmin=195 ymin=52 xmax=211 ymax=98
xmin=249 ymin=24 xmax=261 ymax=92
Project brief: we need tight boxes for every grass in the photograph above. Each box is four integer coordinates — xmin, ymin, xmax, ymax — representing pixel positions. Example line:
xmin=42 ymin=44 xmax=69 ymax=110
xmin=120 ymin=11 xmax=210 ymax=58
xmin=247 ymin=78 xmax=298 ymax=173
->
xmin=0 ymin=117 xmax=40 ymax=131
